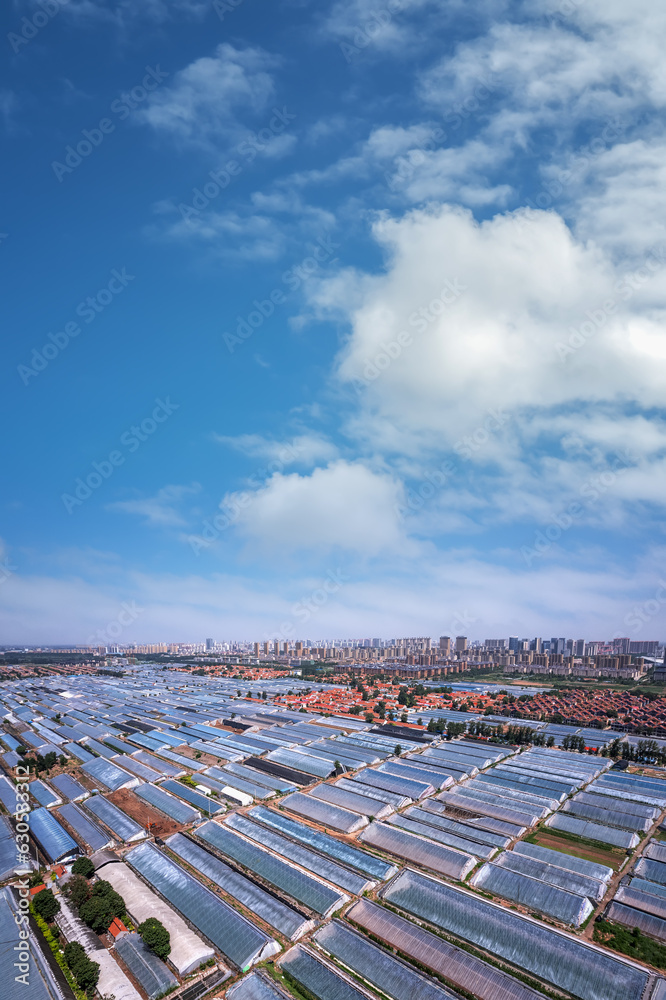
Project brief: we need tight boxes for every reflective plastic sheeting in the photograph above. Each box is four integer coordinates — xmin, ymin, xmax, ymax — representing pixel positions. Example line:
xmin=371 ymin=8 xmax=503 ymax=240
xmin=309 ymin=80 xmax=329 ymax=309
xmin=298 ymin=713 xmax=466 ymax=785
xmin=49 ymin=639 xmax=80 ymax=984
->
xmin=83 ymin=795 xmax=146 ymax=842
xmin=279 ymin=945 xmax=369 ymax=1000
xmin=134 ymin=782 xmax=200 ymax=823
xmin=494 ymin=851 xmax=606 ymax=901
xmin=359 ymin=821 xmax=476 ymax=880
xmin=387 ymin=814 xmax=497 ymax=860
xmin=383 ymin=869 xmax=649 ymax=1000
xmin=547 ymin=813 xmax=639 ymax=849
xmin=512 ymin=841 xmax=613 ymax=882
xmin=280 ymin=791 xmax=368 ymax=833
xmin=471 ymin=862 xmax=594 ymax=926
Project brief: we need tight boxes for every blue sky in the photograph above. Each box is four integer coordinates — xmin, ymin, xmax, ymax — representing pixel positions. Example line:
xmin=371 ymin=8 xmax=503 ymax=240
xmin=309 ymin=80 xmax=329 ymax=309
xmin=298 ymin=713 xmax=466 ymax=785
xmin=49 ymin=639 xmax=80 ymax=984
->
xmin=2 ymin=0 xmax=666 ymax=645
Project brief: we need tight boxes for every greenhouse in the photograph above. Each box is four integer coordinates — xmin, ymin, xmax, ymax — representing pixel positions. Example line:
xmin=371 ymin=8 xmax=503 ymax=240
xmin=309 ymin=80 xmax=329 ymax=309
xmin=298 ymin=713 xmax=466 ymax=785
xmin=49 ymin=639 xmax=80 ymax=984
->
xmin=464 ymin=780 xmax=556 ymax=812
xmin=629 ymin=877 xmax=666 ymax=900
xmin=126 ymin=841 xmax=280 ymax=969
xmin=135 ymin=782 xmax=200 ymax=823
xmin=225 ymin=812 xmax=373 ymax=894
xmin=399 ymin=758 xmax=461 ymax=782
xmin=494 ymin=851 xmax=606 ymax=900
xmin=635 ymin=857 xmax=666 ymax=886
xmin=132 ymin=750 xmax=184 ymax=776
xmin=49 ymin=773 xmax=88 ymax=802
xmin=166 ymin=832 xmax=313 ymax=940
xmin=206 ymin=770 xmax=275 ymax=799
xmin=359 ymin=821 xmax=476 ymax=879
xmin=422 ymin=798 xmax=524 ymax=838
xmin=379 ymin=761 xmax=454 ymax=790
xmin=114 ymin=932 xmax=178 ymax=1000
xmin=30 ymin=806 xmax=80 ymax=863
xmin=82 ymin=738 xmax=117 ymax=760
xmin=29 ymin=780 xmax=61 ymax=808
xmin=57 ymin=802 xmax=114 ymax=851
xmin=471 ymin=862 xmax=594 ymax=925
xmin=347 ymin=898 xmax=544 ymax=1000
xmin=336 ymin=776 xmax=409 ymax=809
xmin=80 ymin=757 xmax=139 ymax=791
xmin=606 ymin=900 xmax=666 ymax=940
xmin=220 ymin=762 xmax=297 ymax=792
xmin=160 ymin=778 xmax=225 ymax=814
xmin=84 ymin=794 xmax=147 ymax=842
xmin=388 ymin=813 xmax=497 ymax=860
xmin=404 ymin=805 xmax=510 ymax=848
xmin=280 ymin=791 xmax=368 ymax=833
xmin=247 ymin=805 xmax=396 ymax=880
xmin=563 ymin=799 xmax=651 ymax=832
xmin=573 ymin=790 xmax=658 ymax=820
xmin=513 ymin=841 xmax=613 ymax=882
xmin=265 ymin=748 xmax=334 ymax=778
xmin=547 ymin=813 xmax=639 ymax=849
xmin=195 ymin=819 xmax=348 ymax=916
xmin=226 ymin=971 xmax=291 ymax=1000
xmin=98 ymin=858 xmax=217 ymax=975
xmin=63 ymin=742 xmax=94 ymax=762
xmin=354 ymin=768 xmax=431 ymax=799
xmin=437 ymin=790 xmax=536 ymax=829
xmin=314 ymin=918 xmax=461 ymax=1000
xmin=646 ymin=843 xmax=666 ymax=864
xmin=616 ymin=884 xmax=666 ymax=920
xmin=309 ymin=782 xmax=393 ymax=818
xmin=279 ymin=945 xmax=369 ymax=1000
xmin=382 ymin=869 xmax=650 ymax=1000
xmin=115 ymin=755 xmax=162 ymax=781
xmin=475 ymin=771 xmax=570 ymax=800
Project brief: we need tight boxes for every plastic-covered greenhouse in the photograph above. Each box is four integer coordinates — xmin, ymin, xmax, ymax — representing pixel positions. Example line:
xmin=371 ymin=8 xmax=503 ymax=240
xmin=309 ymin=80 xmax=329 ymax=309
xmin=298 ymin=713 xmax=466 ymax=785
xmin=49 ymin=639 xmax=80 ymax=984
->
xmin=57 ymin=802 xmax=113 ymax=851
xmin=547 ymin=813 xmax=639 ymax=849
xmin=422 ymin=799 xmax=524 ymax=838
xmin=226 ymin=971 xmax=291 ymax=1000
xmin=354 ymin=768 xmax=432 ymax=799
xmin=471 ymin=862 xmax=594 ymax=925
xmin=387 ymin=814 xmax=497 ymax=860
xmin=225 ymin=812 xmax=373 ymax=894
xmin=513 ymin=841 xmax=613 ymax=882
xmin=646 ymin=843 xmax=666 ymax=863
xmin=475 ymin=772 xmax=568 ymax=802
xmin=30 ymin=807 xmax=80 ymax=863
xmin=563 ymin=799 xmax=651 ymax=832
xmin=379 ymin=761 xmax=454 ymax=790
xmin=80 ymin=757 xmax=138 ymax=791
xmin=382 ymin=869 xmax=650 ymax=1000
xmin=265 ymin=748 xmax=334 ymax=778
xmin=404 ymin=805 xmax=510 ymax=848
xmin=247 ymin=805 xmax=396 ymax=880
xmin=494 ymin=851 xmax=606 ymax=900
xmin=220 ymin=762 xmax=296 ymax=792
xmin=114 ymin=932 xmax=178 ymax=1000
xmin=463 ymin=780 xmax=555 ymax=812
xmin=360 ymin=821 xmax=476 ymax=879
xmin=310 ymin=782 xmax=393 ymax=818
xmin=195 ymin=819 xmax=348 ymax=916
xmin=606 ymin=901 xmax=666 ymax=941
xmin=436 ymin=790 xmax=535 ymax=829
xmin=336 ymin=776 xmax=409 ymax=809
xmin=635 ymin=857 xmax=666 ymax=886
xmin=49 ymin=773 xmax=88 ymax=802
xmin=166 ymin=832 xmax=313 ymax=940
xmin=279 ymin=945 xmax=369 ymax=1000
xmin=572 ymin=790 xmax=657 ymax=820
xmin=315 ymin=918 xmax=461 ymax=1000
xmin=629 ymin=877 xmax=666 ymax=900
xmin=126 ymin=841 xmax=279 ymax=969
xmin=114 ymin=755 xmax=162 ymax=781
xmin=160 ymin=778 xmax=225 ymax=814
xmin=133 ymin=750 xmax=184 ymax=776
xmin=280 ymin=791 xmax=368 ymax=833
xmin=134 ymin=782 xmax=200 ymax=823
xmin=29 ymin=780 xmax=61 ymax=808
xmin=84 ymin=794 xmax=146 ymax=842
xmin=347 ymin=898 xmax=544 ymax=1000
xmin=616 ymin=884 xmax=666 ymax=920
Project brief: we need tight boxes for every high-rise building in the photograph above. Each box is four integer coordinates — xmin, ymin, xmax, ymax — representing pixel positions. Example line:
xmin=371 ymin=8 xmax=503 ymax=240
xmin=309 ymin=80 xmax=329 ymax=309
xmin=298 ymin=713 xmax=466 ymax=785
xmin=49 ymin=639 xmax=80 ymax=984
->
xmin=508 ymin=636 xmax=520 ymax=652
xmin=205 ymin=638 xmax=214 ymax=650
xmin=262 ymin=641 xmax=269 ymax=655
xmin=455 ymin=636 xmax=467 ymax=653
xmin=485 ymin=639 xmax=507 ymax=649
xmin=550 ymin=637 xmax=566 ymax=655
xmin=253 ymin=642 xmax=260 ymax=657
xmin=573 ymin=639 xmax=585 ymax=656
xmin=531 ymin=637 xmax=542 ymax=653
xmin=439 ymin=636 xmax=451 ymax=655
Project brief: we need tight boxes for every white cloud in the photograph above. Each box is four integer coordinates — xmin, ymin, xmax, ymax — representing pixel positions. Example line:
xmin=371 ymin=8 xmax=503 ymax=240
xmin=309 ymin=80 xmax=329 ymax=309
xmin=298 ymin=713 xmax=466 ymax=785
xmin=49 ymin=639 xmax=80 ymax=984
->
xmin=227 ymin=460 xmax=412 ymax=557
xmin=213 ymin=433 xmax=338 ymax=467
xmin=107 ymin=484 xmax=201 ymax=528
xmin=135 ymin=44 xmax=280 ymax=150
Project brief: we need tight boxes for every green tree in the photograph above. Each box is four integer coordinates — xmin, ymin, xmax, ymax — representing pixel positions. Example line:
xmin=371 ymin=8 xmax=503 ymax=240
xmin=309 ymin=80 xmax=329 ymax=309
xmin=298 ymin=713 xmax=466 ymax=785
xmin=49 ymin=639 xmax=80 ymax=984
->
xmin=64 ymin=875 xmax=91 ymax=908
xmin=32 ymin=889 xmax=60 ymax=921
xmin=64 ymin=942 xmax=100 ymax=992
xmin=138 ymin=917 xmax=171 ymax=959
xmin=394 ymin=745 xmax=402 ymax=756
xmin=71 ymin=857 xmax=95 ymax=878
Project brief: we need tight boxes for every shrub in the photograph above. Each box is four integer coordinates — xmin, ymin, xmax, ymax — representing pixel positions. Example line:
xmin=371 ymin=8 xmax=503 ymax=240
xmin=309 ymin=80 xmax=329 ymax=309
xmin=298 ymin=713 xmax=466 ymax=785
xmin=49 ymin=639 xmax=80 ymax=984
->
xmin=139 ymin=917 xmax=171 ymax=959
xmin=32 ymin=889 xmax=60 ymax=921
